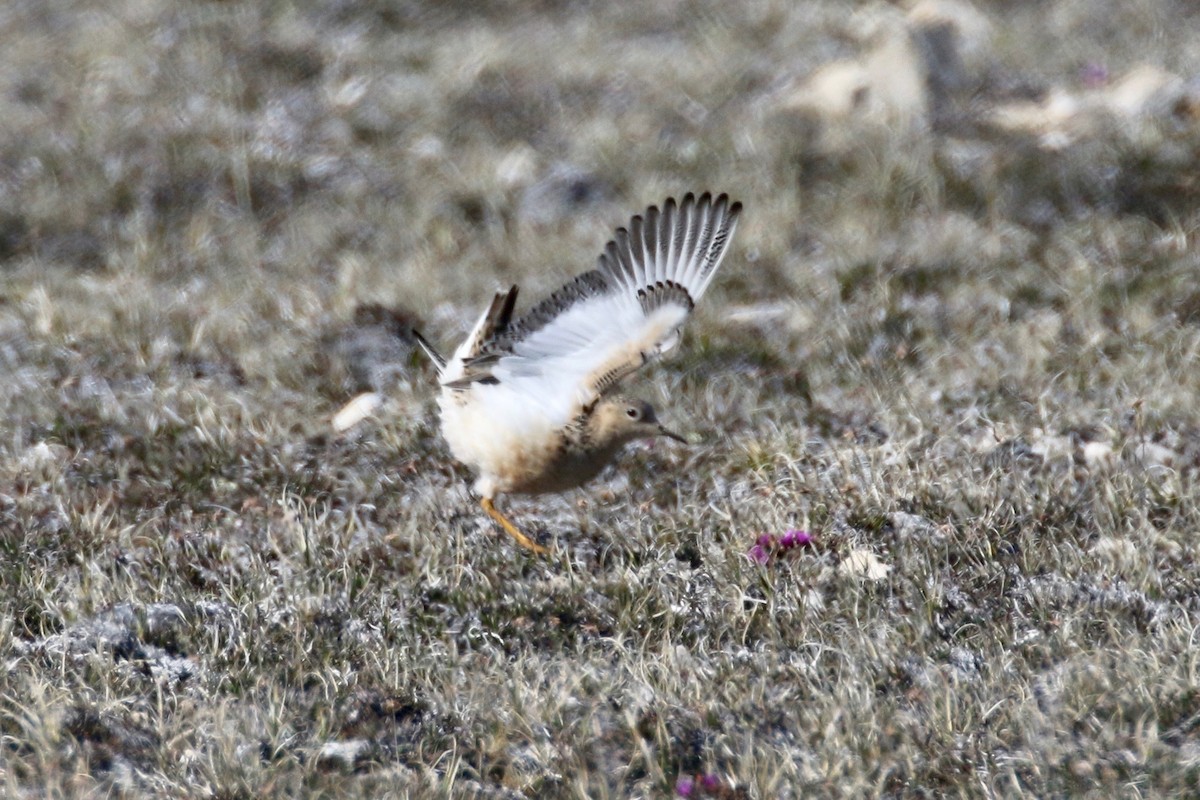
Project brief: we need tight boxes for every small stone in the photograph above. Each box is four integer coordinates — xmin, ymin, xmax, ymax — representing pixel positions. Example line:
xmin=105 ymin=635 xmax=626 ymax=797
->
xmin=332 ymin=392 xmax=384 ymax=432
xmin=20 ymin=441 xmax=68 ymax=473
xmin=1081 ymin=441 xmax=1114 ymax=469
xmin=316 ymin=739 xmax=370 ymax=770
xmin=1133 ymin=441 xmax=1178 ymax=469
xmin=839 ymin=549 xmax=892 ymax=581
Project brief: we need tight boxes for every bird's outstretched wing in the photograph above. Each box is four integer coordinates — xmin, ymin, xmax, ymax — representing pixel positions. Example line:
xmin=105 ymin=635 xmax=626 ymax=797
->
xmin=446 ymin=191 xmax=741 ymax=422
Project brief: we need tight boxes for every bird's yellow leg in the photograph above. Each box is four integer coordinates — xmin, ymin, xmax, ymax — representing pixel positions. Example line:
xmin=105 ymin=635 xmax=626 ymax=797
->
xmin=481 ymin=497 xmax=548 ymax=555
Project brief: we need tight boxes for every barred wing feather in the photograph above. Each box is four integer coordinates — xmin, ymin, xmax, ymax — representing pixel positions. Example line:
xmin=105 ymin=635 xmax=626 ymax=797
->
xmin=455 ymin=192 xmax=741 ymax=424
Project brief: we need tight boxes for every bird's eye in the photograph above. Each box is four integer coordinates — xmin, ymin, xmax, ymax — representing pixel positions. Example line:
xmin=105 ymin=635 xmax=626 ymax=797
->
xmin=625 ymin=407 xmax=639 ymax=419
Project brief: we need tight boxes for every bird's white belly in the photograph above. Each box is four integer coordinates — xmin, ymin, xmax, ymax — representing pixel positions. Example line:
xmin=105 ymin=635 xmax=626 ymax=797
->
xmin=438 ymin=386 xmax=563 ymax=494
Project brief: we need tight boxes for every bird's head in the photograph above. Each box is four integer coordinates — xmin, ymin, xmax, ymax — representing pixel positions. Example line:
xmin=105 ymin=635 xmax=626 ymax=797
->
xmin=590 ymin=396 xmax=687 ymax=448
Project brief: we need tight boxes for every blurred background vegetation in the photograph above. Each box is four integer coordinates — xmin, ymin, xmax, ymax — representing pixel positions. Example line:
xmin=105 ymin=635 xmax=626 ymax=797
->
xmin=2 ymin=1 xmax=1200 ymax=797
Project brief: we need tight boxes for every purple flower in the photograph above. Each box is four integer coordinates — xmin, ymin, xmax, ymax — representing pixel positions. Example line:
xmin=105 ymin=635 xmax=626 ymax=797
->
xmin=676 ymin=776 xmax=696 ymax=797
xmin=749 ymin=530 xmax=816 ymax=564
xmin=699 ymin=773 xmax=721 ymax=791
xmin=1080 ymin=62 xmax=1109 ymax=88
xmin=780 ymin=529 xmax=813 ymax=550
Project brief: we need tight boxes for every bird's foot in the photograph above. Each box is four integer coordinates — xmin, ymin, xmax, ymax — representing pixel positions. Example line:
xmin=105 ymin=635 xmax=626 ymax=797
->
xmin=481 ymin=497 xmax=549 ymax=555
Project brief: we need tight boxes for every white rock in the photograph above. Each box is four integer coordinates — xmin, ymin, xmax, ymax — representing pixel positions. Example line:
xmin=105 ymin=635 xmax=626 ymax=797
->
xmin=780 ymin=13 xmax=928 ymax=130
xmin=1103 ymin=64 xmax=1184 ymax=118
xmin=986 ymin=64 xmax=1187 ymax=151
xmin=1029 ymin=429 xmax=1074 ymax=463
xmin=1134 ymin=442 xmax=1178 ymax=469
xmin=332 ymin=392 xmax=383 ymax=432
xmin=839 ymin=549 xmax=892 ymax=581
xmin=496 ymin=144 xmax=539 ymax=188
xmin=1081 ymin=441 xmax=1115 ymax=469
xmin=20 ymin=441 xmax=67 ymax=470
xmin=317 ymin=739 xmax=369 ymax=769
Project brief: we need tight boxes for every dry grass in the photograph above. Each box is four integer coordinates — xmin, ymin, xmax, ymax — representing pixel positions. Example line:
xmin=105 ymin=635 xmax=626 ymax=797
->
xmin=3 ymin=0 xmax=1200 ymax=797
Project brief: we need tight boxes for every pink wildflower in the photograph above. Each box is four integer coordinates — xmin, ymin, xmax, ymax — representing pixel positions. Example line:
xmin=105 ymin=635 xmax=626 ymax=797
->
xmin=749 ymin=530 xmax=815 ymax=564
xmin=780 ymin=529 xmax=813 ymax=550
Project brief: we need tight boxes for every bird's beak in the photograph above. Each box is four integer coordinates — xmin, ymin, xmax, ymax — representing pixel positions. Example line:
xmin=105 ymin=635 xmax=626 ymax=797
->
xmin=658 ymin=425 xmax=687 ymax=444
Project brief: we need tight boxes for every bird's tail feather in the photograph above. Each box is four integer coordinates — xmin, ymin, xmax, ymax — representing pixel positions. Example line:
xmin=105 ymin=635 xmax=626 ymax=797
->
xmin=412 ymin=329 xmax=446 ymax=372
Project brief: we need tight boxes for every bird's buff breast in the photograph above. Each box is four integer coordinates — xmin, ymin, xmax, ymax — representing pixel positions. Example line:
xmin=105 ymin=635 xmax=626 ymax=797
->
xmin=507 ymin=445 xmax=621 ymax=494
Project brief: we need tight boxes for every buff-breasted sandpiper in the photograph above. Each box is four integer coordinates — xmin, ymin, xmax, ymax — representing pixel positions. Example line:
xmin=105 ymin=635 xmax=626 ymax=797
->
xmin=414 ymin=191 xmax=742 ymax=553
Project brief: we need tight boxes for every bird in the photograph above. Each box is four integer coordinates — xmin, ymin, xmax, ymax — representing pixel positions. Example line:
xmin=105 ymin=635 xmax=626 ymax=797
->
xmin=414 ymin=191 xmax=742 ymax=554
